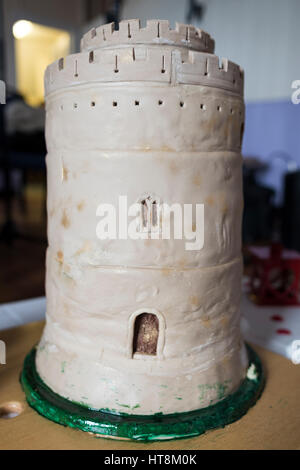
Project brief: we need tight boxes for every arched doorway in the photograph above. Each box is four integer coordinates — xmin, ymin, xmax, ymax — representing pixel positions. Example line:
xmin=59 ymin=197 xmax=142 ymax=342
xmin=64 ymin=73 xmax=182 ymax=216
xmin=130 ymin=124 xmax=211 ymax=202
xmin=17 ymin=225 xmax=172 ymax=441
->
xmin=132 ymin=313 xmax=159 ymax=355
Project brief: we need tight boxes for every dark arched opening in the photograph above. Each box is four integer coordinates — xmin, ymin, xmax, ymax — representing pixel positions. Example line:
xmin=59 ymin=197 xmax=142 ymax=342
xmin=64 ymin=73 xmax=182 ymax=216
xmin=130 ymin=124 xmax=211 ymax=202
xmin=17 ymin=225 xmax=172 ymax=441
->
xmin=133 ymin=313 xmax=159 ymax=355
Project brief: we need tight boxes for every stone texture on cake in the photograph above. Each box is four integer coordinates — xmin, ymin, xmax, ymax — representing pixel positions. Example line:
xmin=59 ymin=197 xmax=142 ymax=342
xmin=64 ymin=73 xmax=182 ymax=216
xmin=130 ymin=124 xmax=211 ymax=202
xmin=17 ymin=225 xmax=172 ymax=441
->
xmin=36 ymin=19 xmax=247 ymax=415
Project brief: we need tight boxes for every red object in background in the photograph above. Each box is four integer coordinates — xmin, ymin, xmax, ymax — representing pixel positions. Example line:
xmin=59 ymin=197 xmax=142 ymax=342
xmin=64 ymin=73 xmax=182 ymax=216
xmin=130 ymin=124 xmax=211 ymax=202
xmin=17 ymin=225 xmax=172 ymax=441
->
xmin=276 ymin=328 xmax=291 ymax=335
xmin=270 ymin=314 xmax=283 ymax=322
xmin=248 ymin=243 xmax=300 ymax=306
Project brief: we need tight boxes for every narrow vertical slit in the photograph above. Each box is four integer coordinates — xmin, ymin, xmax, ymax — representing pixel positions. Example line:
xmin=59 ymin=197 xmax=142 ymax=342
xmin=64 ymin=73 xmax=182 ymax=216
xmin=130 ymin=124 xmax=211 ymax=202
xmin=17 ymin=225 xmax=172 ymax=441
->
xmin=186 ymin=26 xmax=189 ymax=41
xmin=74 ymin=60 xmax=78 ymax=77
xmin=151 ymin=201 xmax=158 ymax=226
xmin=204 ymin=58 xmax=208 ymax=76
xmin=141 ymin=200 xmax=148 ymax=228
xmin=161 ymin=55 xmax=165 ymax=73
xmin=114 ymin=55 xmax=119 ymax=73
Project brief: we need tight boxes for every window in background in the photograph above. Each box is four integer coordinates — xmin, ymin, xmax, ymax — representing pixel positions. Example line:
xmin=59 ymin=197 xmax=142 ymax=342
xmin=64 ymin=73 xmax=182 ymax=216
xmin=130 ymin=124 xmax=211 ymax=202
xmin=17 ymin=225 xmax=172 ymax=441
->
xmin=13 ymin=20 xmax=71 ymax=107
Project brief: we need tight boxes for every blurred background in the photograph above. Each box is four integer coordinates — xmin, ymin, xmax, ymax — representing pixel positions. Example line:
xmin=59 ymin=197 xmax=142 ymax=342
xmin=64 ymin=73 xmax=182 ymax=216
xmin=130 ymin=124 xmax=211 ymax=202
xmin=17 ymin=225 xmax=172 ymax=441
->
xmin=0 ymin=0 xmax=300 ymax=304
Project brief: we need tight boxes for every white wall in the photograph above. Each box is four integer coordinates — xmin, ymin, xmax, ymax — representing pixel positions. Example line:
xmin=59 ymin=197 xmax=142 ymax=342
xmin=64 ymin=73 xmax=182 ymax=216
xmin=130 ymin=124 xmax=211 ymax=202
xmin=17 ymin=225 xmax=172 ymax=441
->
xmin=121 ymin=0 xmax=300 ymax=102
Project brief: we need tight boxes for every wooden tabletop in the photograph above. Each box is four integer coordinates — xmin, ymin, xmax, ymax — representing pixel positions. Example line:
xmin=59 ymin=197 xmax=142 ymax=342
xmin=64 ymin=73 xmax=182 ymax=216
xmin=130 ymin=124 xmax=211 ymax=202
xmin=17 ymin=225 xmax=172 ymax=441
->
xmin=0 ymin=321 xmax=299 ymax=450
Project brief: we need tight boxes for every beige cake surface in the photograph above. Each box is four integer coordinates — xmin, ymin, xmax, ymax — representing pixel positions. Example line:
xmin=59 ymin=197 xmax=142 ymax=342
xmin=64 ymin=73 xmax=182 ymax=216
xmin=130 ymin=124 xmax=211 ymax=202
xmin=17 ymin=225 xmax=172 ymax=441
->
xmin=36 ymin=19 xmax=247 ymax=415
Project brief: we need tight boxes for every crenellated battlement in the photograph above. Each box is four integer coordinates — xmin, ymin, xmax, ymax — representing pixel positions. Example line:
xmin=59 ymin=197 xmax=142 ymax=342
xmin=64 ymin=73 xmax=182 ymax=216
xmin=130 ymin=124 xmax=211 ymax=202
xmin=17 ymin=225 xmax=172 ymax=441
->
xmin=44 ymin=46 xmax=243 ymax=97
xmin=174 ymin=50 xmax=244 ymax=93
xmin=80 ymin=19 xmax=215 ymax=54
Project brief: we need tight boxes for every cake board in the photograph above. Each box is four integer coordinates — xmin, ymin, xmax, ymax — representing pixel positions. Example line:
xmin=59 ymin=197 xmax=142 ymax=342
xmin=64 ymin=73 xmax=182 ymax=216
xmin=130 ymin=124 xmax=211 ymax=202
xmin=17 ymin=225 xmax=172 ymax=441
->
xmin=20 ymin=344 xmax=264 ymax=442
xmin=1 ymin=322 xmax=299 ymax=449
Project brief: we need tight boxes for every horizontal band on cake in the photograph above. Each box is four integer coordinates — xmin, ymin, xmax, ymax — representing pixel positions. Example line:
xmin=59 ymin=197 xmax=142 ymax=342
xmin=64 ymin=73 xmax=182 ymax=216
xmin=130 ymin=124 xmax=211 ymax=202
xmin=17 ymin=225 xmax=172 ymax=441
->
xmin=45 ymin=83 xmax=244 ymax=152
xmin=44 ymin=254 xmax=242 ymax=359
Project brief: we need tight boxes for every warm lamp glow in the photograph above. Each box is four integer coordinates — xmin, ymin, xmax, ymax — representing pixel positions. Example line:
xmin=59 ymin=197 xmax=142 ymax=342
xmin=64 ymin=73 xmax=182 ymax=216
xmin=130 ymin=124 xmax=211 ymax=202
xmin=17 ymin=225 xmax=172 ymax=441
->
xmin=14 ymin=21 xmax=70 ymax=106
xmin=13 ymin=20 xmax=33 ymax=39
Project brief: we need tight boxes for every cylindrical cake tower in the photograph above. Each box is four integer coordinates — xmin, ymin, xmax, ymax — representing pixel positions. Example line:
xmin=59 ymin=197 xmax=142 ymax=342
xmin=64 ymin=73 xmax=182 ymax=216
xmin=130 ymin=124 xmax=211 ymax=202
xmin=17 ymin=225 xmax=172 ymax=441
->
xmin=22 ymin=20 xmax=264 ymax=441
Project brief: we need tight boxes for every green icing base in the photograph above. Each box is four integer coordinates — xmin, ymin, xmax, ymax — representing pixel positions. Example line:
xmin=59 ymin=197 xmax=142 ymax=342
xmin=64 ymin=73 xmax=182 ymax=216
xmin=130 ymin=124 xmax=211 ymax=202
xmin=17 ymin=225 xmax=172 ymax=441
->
xmin=20 ymin=345 xmax=264 ymax=442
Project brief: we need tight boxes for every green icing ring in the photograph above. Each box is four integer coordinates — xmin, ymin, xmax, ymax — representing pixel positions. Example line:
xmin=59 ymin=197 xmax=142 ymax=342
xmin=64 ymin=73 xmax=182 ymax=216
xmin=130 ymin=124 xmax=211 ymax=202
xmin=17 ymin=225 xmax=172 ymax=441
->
xmin=20 ymin=345 xmax=264 ymax=442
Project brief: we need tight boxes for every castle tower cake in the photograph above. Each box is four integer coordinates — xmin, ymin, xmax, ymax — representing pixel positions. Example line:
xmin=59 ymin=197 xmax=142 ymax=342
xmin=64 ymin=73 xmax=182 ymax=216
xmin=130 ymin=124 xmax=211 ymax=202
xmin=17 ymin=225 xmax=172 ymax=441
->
xmin=22 ymin=19 xmax=264 ymax=441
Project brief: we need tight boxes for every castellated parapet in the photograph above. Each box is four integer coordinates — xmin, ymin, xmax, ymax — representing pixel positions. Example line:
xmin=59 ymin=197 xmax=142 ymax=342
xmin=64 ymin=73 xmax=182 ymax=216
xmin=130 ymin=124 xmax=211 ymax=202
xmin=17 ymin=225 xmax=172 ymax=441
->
xmin=45 ymin=26 xmax=243 ymax=97
xmin=80 ymin=19 xmax=215 ymax=53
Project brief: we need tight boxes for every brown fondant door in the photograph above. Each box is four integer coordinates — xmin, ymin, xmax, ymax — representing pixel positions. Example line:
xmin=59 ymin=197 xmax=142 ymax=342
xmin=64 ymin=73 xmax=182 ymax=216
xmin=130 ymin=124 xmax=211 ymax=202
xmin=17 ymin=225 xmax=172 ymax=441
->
xmin=133 ymin=313 xmax=159 ymax=355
